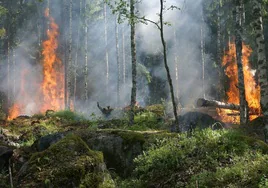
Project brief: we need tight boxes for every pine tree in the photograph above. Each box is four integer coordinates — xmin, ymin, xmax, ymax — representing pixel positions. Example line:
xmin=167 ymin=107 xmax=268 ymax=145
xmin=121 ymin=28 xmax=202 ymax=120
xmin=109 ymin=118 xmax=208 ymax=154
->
xmin=234 ymin=0 xmax=249 ymax=124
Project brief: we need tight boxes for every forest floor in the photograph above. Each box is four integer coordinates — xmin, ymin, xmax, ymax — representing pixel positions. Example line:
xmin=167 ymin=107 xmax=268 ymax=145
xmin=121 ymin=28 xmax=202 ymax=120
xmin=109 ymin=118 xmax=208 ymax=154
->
xmin=0 ymin=106 xmax=268 ymax=187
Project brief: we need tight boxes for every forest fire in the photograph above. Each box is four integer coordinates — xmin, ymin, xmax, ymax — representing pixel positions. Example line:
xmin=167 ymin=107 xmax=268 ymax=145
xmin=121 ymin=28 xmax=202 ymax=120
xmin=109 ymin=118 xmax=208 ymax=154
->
xmin=217 ymin=42 xmax=261 ymax=123
xmin=41 ymin=8 xmax=64 ymax=112
xmin=7 ymin=8 xmax=64 ymax=120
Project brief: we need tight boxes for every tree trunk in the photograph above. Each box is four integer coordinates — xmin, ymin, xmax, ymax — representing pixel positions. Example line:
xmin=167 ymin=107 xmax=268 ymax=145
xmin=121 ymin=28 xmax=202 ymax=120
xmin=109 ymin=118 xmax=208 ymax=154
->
xmin=12 ymin=48 xmax=16 ymax=101
xmin=63 ymin=0 xmax=68 ymax=109
xmin=66 ymin=0 xmax=73 ymax=110
xmin=7 ymin=40 xmax=10 ymax=108
xmin=129 ymin=0 xmax=137 ymax=125
xmin=201 ymin=10 xmax=206 ymax=98
xmin=217 ymin=0 xmax=222 ymax=100
xmin=196 ymin=98 xmax=240 ymax=110
xmin=84 ymin=0 xmax=88 ymax=103
xmin=252 ymin=0 xmax=268 ymax=126
xmin=174 ymin=28 xmax=179 ymax=101
xmin=104 ymin=2 xmax=109 ymax=97
xmin=122 ymin=23 xmax=126 ymax=86
xmin=159 ymin=0 xmax=179 ymax=128
xmin=73 ymin=0 xmax=82 ymax=109
xmin=234 ymin=0 xmax=249 ymax=124
xmin=115 ymin=17 xmax=121 ymax=106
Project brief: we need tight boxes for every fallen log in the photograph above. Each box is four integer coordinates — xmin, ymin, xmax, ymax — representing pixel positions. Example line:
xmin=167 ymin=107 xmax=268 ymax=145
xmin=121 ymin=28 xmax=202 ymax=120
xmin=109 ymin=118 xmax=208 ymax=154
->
xmin=196 ymin=98 xmax=240 ymax=111
xmin=227 ymin=112 xmax=260 ymax=116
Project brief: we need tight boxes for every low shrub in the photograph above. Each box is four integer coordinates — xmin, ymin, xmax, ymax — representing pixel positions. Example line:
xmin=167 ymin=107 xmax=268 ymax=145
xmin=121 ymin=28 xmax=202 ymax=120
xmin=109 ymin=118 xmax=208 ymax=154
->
xmin=130 ymin=129 xmax=268 ymax=187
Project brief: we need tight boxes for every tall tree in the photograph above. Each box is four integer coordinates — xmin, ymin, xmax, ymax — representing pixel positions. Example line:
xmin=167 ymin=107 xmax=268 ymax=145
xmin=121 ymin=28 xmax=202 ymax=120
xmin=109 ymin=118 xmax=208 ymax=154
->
xmin=115 ymin=16 xmax=121 ymax=106
xmin=234 ymin=0 xmax=249 ymax=124
xmin=67 ymin=0 xmax=73 ymax=109
xmin=252 ymin=0 xmax=268 ymax=128
xmin=201 ymin=9 xmax=206 ymax=98
xmin=122 ymin=23 xmax=126 ymax=86
xmin=129 ymin=0 xmax=137 ymax=125
xmin=84 ymin=0 xmax=89 ymax=103
xmin=159 ymin=0 xmax=179 ymax=127
xmin=174 ymin=28 xmax=179 ymax=101
xmin=104 ymin=2 xmax=110 ymax=97
xmin=73 ymin=0 xmax=83 ymax=109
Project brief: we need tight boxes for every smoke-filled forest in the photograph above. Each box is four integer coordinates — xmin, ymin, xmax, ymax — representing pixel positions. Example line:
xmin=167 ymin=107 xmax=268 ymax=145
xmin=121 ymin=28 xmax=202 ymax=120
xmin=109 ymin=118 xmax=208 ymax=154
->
xmin=1 ymin=0 xmax=268 ymax=187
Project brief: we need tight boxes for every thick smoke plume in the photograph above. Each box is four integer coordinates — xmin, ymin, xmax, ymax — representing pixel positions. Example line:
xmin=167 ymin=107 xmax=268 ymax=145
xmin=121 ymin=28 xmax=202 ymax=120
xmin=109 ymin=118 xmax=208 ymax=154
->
xmin=0 ymin=0 xmax=212 ymax=118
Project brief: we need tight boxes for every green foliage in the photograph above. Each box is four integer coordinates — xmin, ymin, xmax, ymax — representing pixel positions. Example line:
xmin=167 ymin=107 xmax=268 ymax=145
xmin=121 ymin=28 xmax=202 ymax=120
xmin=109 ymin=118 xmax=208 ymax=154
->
xmin=130 ymin=129 xmax=268 ymax=187
xmin=52 ymin=110 xmax=86 ymax=122
xmin=189 ymin=153 xmax=268 ymax=187
xmin=0 ymin=172 xmax=9 ymax=188
xmin=133 ymin=111 xmax=164 ymax=130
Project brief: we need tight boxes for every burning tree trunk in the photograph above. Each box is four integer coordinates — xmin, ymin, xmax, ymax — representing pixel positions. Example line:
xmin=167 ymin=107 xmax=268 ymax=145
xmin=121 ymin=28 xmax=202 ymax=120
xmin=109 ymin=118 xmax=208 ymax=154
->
xmin=129 ymin=0 xmax=137 ymax=125
xmin=234 ymin=0 xmax=249 ymax=124
xmin=115 ymin=16 xmax=121 ymax=106
xmin=252 ymin=0 xmax=268 ymax=123
xmin=197 ymin=98 xmax=240 ymax=111
xmin=159 ymin=0 xmax=179 ymax=127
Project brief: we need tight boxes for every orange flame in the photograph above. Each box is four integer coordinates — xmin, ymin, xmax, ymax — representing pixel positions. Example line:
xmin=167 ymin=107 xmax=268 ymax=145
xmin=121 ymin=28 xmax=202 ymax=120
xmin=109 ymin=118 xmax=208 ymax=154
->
xmin=7 ymin=8 xmax=64 ymax=120
xmin=7 ymin=70 xmax=30 ymax=120
xmin=41 ymin=8 xmax=64 ymax=112
xmin=7 ymin=104 xmax=20 ymax=120
xmin=217 ymin=42 xmax=261 ymax=123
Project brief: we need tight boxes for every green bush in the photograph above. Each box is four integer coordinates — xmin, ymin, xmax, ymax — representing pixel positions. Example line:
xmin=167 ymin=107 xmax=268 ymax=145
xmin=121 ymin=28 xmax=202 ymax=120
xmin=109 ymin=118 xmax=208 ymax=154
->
xmin=131 ymin=129 xmax=268 ymax=187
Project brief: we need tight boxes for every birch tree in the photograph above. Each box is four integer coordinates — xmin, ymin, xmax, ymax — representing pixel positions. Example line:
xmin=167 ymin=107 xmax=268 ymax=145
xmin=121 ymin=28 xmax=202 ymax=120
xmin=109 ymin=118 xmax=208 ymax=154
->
xmin=252 ymin=0 xmax=268 ymax=128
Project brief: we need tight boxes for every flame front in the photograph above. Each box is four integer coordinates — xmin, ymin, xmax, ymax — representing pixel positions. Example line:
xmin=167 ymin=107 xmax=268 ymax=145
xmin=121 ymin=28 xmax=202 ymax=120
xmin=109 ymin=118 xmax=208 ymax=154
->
xmin=41 ymin=8 xmax=64 ymax=112
xmin=217 ymin=42 xmax=261 ymax=123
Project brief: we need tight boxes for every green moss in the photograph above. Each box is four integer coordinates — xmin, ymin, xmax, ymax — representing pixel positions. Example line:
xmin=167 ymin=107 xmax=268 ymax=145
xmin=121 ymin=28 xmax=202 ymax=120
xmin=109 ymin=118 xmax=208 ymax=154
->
xmin=17 ymin=134 xmax=108 ymax=187
xmin=131 ymin=129 xmax=268 ymax=187
xmin=114 ymin=130 xmax=145 ymax=145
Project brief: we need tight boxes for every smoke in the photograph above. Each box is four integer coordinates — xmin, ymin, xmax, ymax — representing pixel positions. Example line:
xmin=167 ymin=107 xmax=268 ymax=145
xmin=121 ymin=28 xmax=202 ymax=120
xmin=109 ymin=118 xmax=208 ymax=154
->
xmin=0 ymin=0 xmax=213 ymax=118
xmin=137 ymin=0 xmax=211 ymax=106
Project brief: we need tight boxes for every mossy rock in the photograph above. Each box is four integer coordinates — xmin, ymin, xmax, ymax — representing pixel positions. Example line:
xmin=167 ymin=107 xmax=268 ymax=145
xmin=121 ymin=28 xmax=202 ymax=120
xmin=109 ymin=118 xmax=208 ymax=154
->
xmin=77 ymin=129 xmax=143 ymax=177
xmin=77 ymin=129 xmax=175 ymax=177
xmin=16 ymin=135 xmax=115 ymax=188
